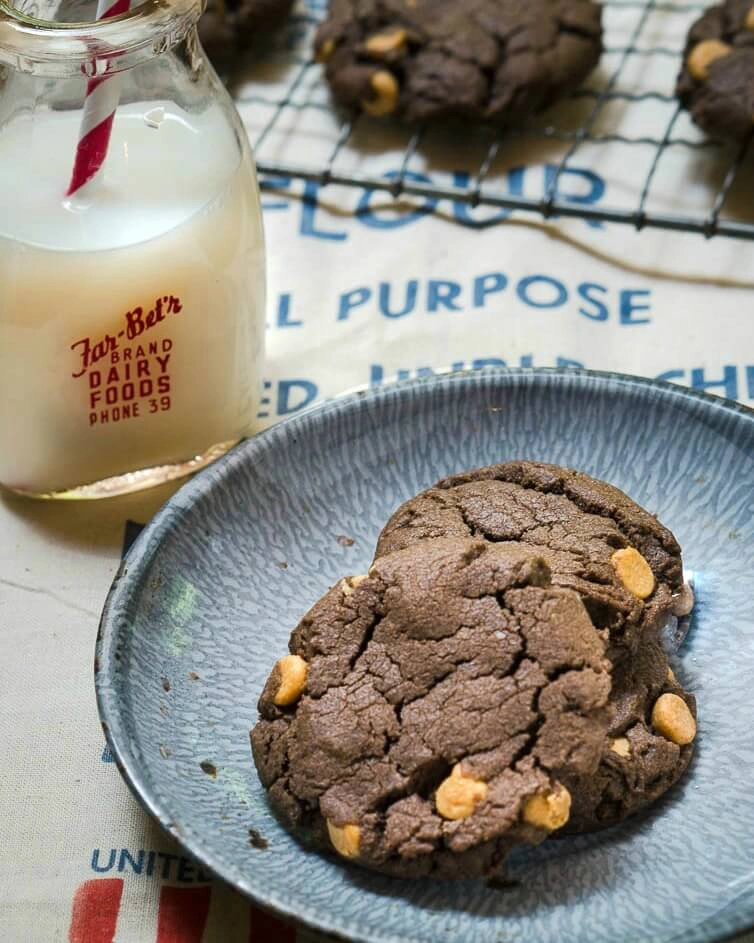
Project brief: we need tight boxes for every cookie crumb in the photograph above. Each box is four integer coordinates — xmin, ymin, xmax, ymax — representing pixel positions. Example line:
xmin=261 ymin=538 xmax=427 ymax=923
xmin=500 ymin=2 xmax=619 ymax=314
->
xmin=336 ymin=535 xmax=355 ymax=547
xmin=188 ymin=671 xmax=200 ymax=681
xmin=200 ymin=761 xmax=218 ymax=779
xmin=248 ymin=828 xmax=269 ymax=849
xmin=161 ymin=677 xmax=171 ymax=692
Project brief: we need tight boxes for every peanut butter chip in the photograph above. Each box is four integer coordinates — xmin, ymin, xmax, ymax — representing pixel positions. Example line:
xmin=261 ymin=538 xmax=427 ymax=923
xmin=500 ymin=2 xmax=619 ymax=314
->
xmin=667 ymin=666 xmax=677 ymax=685
xmin=341 ymin=574 xmax=368 ymax=596
xmin=365 ymin=28 xmax=408 ymax=58
xmin=316 ymin=38 xmax=336 ymax=63
xmin=610 ymin=547 xmax=656 ymax=599
xmin=522 ymin=784 xmax=571 ymax=831
xmin=327 ymin=821 xmax=361 ymax=858
xmin=687 ymin=39 xmax=732 ymax=81
xmin=652 ymin=693 xmax=697 ymax=745
xmin=362 ymin=70 xmax=400 ymax=116
xmin=610 ymin=737 xmax=631 ymax=757
xmin=435 ymin=764 xmax=488 ymax=820
xmin=272 ymin=654 xmax=308 ymax=706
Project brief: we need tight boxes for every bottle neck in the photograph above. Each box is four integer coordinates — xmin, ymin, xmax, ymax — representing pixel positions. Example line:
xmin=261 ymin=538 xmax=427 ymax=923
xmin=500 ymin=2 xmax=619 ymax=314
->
xmin=0 ymin=0 xmax=203 ymax=77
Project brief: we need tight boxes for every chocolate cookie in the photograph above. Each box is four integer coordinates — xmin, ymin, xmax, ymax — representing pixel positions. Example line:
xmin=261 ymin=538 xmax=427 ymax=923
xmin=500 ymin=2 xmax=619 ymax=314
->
xmin=314 ymin=0 xmax=603 ymax=126
xmin=199 ymin=0 xmax=295 ymax=72
xmin=676 ymin=0 xmax=754 ymax=139
xmin=251 ymin=538 xmax=612 ymax=878
xmin=566 ymin=638 xmax=696 ymax=832
xmin=376 ymin=461 xmax=686 ymax=663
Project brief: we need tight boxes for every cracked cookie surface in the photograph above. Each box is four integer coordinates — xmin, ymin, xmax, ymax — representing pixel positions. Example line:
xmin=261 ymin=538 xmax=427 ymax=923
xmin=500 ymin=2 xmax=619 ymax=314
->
xmin=676 ymin=0 xmax=754 ymax=139
xmin=375 ymin=460 xmax=696 ymax=831
xmin=313 ymin=0 xmax=603 ymax=126
xmin=566 ymin=638 xmax=696 ymax=831
xmin=375 ymin=460 xmax=685 ymax=663
xmin=251 ymin=538 xmax=611 ymax=878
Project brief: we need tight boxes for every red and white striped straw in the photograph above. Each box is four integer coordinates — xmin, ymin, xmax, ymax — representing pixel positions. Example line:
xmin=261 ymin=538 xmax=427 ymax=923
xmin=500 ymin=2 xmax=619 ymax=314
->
xmin=66 ymin=0 xmax=131 ymax=197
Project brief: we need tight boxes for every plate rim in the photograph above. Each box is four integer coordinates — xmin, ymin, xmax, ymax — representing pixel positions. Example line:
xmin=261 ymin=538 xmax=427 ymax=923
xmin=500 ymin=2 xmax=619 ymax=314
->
xmin=95 ymin=366 xmax=754 ymax=943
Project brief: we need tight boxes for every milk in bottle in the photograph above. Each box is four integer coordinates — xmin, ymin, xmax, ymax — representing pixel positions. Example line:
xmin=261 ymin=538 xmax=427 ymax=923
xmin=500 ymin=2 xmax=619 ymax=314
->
xmin=0 ymin=0 xmax=266 ymax=497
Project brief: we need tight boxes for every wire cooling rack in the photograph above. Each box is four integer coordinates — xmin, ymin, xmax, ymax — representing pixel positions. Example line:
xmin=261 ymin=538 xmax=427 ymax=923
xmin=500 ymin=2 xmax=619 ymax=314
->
xmin=236 ymin=0 xmax=754 ymax=240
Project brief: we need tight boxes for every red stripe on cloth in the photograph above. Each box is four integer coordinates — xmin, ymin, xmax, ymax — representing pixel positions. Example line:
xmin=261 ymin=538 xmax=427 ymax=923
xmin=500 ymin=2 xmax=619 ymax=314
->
xmin=68 ymin=878 xmax=124 ymax=943
xmin=249 ymin=905 xmax=297 ymax=943
xmin=156 ymin=885 xmax=212 ymax=943
xmin=66 ymin=111 xmax=115 ymax=196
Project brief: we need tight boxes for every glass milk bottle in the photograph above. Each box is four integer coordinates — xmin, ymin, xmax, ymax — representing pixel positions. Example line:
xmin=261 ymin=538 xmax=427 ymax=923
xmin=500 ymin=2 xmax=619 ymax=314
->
xmin=0 ymin=0 xmax=265 ymax=498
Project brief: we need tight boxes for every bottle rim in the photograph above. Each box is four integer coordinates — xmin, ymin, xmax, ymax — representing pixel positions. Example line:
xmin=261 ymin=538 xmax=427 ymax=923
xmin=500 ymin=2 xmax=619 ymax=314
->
xmin=0 ymin=0 xmax=203 ymax=75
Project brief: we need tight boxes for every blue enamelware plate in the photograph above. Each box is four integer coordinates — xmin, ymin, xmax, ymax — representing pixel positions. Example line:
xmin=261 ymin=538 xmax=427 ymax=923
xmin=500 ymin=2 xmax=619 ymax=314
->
xmin=96 ymin=368 xmax=754 ymax=943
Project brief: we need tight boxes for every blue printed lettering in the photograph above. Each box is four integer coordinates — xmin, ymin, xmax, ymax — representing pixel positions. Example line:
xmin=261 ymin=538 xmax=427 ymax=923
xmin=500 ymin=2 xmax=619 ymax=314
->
xmin=543 ymin=166 xmax=605 ymax=228
xmin=277 ymin=379 xmax=319 ymax=415
xmin=577 ymin=282 xmax=609 ymax=321
xmin=660 ymin=365 xmax=744 ymax=399
xmin=91 ymin=848 xmax=116 ymax=873
xmin=332 ymin=273 xmax=657 ymax=328
xmin=300 ymin=180 xmax=347 ymax=241
xmin=90 ymin=848 xmax=212 ymax=882
xmin=396 ymin=367 xmax=437 ymax=381
xmin=472 ymin=358 xmax=507 ymax=369
xmin=118 ymin=849 xmax=144 ymax=874
xmin=379 ymin=280 xmax=418 ymax=318
xmin=276 ymin=293 xmax=302 ymax=328
xmin=690 ymin=365 xmax=738 ymax=400
xmin=619 ymin=289 xmax=652 ymax=325
xmin=473 ymin=273 xmax=508 ymax=308
xmin=427 ymin=280 xmax=462 ymax=313
xmin=517 ymin=275 xmax=568 ymax=309
xmin=356 ymin=171 xmax=439 ymax=229
xmin=656 ymin=369 xmax=685 ymax=384
xmin=157 ymin=852 xmax=178 ymax=880
xmin=337 ymin=287 xmax=371 ymax=321
xmin=367 ymin=355 xmax=595 ymax=387
xmin=451 ymin=169 xmax=522 ymax=228
xmin=260 ymin=175 xmax=292 ymax=211
xmin=287 ymin=164 xmax=608 ymax=239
